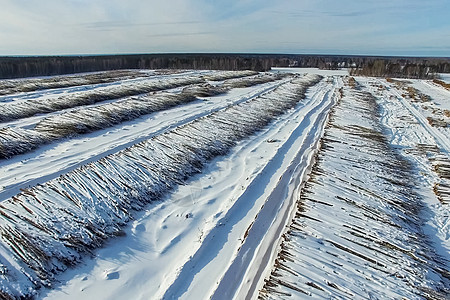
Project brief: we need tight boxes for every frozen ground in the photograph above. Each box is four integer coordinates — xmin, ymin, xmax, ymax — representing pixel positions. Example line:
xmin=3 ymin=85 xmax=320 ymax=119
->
xmin=0 ymin=69 xmax=448 ymax=299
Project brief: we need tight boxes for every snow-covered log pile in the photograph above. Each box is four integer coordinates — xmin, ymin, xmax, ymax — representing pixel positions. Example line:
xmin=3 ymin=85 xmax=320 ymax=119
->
xmin=202 ymin=70 xmax=257 ymax=81
xmin=260 ymin=80 xmax=449 ymax=299
xmin=0 ymin=73 xmax=283 ymax=159
xmin=0 ymin=74 xmax=321 ymax=298
xmin=0 ymin=70 xmax=150 ymax=96
xmin=0 ymin=127 xmax=50 ymax=159
xmin=0 ymin=76 xmax=205 ymax=122
xmin=0 ymin=92 xmax=197 ymax=159
xmin=222 ymin=73 xmax=287 ymax=89
xmin=180 ymin=84 xmax=230 ymax=98
xmin=183 ymin=73 xmax=284 ymax=97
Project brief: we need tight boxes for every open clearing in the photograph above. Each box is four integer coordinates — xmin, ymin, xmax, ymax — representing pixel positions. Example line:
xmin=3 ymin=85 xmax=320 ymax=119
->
xmin=0 ymin=69 xmax=448 ymax=299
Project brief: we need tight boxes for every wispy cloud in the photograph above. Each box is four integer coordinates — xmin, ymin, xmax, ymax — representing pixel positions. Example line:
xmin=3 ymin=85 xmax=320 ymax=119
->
xmin=146 ymin=32 xmax=213 ymax=38
xmin=0 ymin=0 xmax=449 ymax=56
xmin=83 ymin=21 xmax=203 ymax=30
xmin=269 ymin=9 xmax=373 ymax=18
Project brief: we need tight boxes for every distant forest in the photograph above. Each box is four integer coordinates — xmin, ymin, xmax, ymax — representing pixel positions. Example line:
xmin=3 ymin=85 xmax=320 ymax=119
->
xmin=0 ymin=53 xmax=449 ymax=79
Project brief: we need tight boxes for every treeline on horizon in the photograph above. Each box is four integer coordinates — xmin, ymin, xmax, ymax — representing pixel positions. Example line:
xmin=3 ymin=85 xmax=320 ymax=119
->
xmin=349 ymin=58 xmax=449 ymax=79
xmin=0 ymin=54 xmax=449 ymax=79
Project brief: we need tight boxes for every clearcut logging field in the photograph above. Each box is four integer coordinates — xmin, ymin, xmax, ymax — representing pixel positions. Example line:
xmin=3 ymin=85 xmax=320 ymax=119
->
xmin=0 ymin=69 xmax=448 ymax=299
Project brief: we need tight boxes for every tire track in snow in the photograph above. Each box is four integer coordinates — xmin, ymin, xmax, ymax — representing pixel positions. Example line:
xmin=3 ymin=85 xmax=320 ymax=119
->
xmin=161 ymin=78 xmax=341 ymax=300
xmin=217 ymin=86 xmax=339 ymax=300
xmin=376 ymin=79 xmax=450 ymax=153
xmin=358 ymin=77 xmax=450 ymax=268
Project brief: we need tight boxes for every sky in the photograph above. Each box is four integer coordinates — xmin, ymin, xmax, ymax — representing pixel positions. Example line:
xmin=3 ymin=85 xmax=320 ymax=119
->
xmin=0 ymin=0 xmax=449 ymax=57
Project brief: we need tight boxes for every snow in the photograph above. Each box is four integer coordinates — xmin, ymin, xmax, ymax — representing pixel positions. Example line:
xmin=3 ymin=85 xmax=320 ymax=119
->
xmin=438 ymin=73 xmax=450 ymax=83
xmin=38 ymin=76 xmax=341 ymax=300
xmin=0 ymin=69 xmax=448 ymax=299
xmin=0 ymin=72 xmax=321 ymax=298
xmin=357 ymin=77 xmax=450 ymax=258
xmin=271 ymin=67 xmax=349 ymax=77
xmin=411 ymin=79 xmax=450 ymax=110
xmin=259 ymin=78 xmax=449 ymax=299
xmin=211 ymin=78 xmax=341 ymax=300
xmin=0 ymin=74 xmax=287 ymax=202
xmin=0 ymin=70 xmax=197 ymax=104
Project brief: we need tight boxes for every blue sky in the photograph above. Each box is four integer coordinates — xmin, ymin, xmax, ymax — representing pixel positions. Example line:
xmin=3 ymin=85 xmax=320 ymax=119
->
xmin=0 ymin=0 xmax=449 ymax=56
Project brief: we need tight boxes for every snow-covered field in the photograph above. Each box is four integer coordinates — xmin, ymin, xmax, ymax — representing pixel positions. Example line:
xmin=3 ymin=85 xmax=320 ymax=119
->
xmin=0 ymin=69 xmax=448 ymax=299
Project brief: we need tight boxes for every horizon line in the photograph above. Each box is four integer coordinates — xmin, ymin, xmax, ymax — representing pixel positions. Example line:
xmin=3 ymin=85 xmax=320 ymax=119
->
xmin=1 ymin=52 xmax=449 ymax=59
